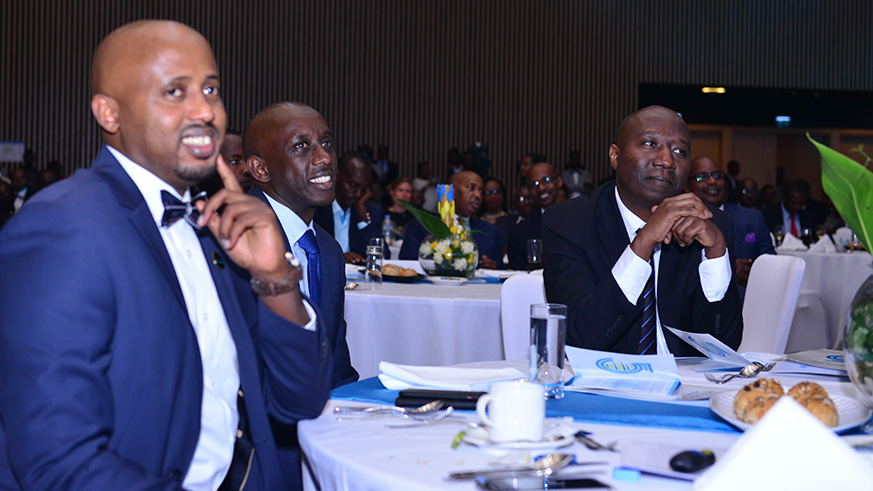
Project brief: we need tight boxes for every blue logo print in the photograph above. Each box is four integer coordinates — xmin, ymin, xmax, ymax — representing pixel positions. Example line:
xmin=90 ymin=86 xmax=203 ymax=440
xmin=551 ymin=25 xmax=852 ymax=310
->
xmin=826 ymin=354 xmax=845 ymax=363
xmin=688 ymin=336 xmax=728 ymax=357
xmin=596 ymin=358 xmax=653 ymax=374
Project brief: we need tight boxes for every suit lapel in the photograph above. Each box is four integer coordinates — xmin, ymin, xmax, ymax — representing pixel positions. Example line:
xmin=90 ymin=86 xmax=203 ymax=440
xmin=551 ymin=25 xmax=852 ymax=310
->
xmin=93 ymin=147 xmax=187 ymax=313
xmin=596 ymin=184 xmax=632 ymax=267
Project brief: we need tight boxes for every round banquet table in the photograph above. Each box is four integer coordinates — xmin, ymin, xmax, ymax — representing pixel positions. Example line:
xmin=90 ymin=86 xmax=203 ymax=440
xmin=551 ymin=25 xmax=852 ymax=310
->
xmin=779 ymin=250 xmax=873 ymax=350
xmin=344 ymin=280 xmax=504 ymax=379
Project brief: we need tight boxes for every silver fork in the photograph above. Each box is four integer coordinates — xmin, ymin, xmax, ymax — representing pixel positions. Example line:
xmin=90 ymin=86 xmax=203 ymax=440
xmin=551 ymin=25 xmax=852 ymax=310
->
xmin=384 ymin=407 xmax=455 ymax=428
xmin=703 ymin=362 xmax=776 ymax=384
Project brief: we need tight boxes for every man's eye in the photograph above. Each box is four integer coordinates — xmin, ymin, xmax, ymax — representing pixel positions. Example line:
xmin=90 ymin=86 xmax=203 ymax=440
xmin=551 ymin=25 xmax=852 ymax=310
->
xmin=228 ymin=159 xmax=243 ymax=166
xmin=322 ymin=140 xmax=332 ymax=148
xmin=295 ymin=142 xmax=309 ymax=150
xmin=166 ymin=87 xmax=184 ymax=98
xmin=204 ymin=85 xmax=219 ymax=96
xmin=673 ymin=148 xmax=688 ymax=156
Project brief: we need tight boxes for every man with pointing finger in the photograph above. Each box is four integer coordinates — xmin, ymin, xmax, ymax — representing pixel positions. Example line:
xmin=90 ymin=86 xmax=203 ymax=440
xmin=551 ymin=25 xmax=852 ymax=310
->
xmin=542 ymin=106 xmax=742 ymax=355
xmin=0 ymin=20 xmax=330 ymax=490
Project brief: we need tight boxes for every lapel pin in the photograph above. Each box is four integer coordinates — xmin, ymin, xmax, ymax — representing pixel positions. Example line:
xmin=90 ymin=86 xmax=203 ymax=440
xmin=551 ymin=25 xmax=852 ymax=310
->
xmin=212 ymin=251 xmax=226 ymax=270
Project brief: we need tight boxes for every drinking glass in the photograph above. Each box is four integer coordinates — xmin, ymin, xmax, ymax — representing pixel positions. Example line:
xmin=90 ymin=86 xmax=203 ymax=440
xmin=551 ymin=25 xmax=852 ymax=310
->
xmin=527 ymin=239 xmax=543 ymax=272
xmin=815 ymin=225 xmax=827 ymax=241
xmin=801 ymin=227 xmax=812 ymax=247
xmin=529 ymin=303 xmax=567 ymax=399
xmin=365 ymin=245 xmax=383 ymax=289
xmin=774 ymin=226 xmax=785 ymax=247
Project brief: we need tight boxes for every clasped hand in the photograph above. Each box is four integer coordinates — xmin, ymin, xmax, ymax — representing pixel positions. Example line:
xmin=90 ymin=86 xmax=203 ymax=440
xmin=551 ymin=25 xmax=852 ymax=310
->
xmin=632 ymin=193 xmax=726 ymax=261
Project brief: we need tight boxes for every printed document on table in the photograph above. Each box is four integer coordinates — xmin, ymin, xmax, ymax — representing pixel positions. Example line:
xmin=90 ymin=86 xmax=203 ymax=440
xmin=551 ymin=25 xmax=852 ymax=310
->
xmin=666 ymin=326 xmax=751 ymax=368
xmin=565 ymin=347 xmax=680 ymax=397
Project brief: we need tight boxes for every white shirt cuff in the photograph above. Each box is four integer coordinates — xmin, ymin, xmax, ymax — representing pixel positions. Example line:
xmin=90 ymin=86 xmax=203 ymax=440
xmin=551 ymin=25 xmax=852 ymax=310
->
xmin=301 ymin=299 xmax=318 ymax=331
xmin=356 ymin=220 xmax=369 ymax=230
xmin=698 ymin=250 xmax=731 ymax=302
xmin=612 ymin=245 xmax=652 ymax=305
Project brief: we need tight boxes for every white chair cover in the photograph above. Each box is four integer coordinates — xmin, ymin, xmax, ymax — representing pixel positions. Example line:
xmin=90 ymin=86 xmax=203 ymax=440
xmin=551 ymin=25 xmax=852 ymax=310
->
xmin=499 ymin=273 xmax=546 ymax=360
xmin=739 ymin=255 xmax=806 ymax=354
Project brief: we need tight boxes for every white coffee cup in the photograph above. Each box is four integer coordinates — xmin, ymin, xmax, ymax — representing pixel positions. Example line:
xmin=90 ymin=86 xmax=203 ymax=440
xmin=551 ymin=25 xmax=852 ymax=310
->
xmin=475 ymin=379 xmax=545 ymax=442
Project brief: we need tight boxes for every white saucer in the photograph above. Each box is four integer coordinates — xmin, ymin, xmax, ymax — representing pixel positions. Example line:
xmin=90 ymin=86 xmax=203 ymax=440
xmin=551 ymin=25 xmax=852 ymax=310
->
xmin=461 ymin=426 xmax=574 ymax=450
xmin=710 ymin=390 xmax=872 ymax=433
xmin=429 ymin=276 xmax=468 ymax=286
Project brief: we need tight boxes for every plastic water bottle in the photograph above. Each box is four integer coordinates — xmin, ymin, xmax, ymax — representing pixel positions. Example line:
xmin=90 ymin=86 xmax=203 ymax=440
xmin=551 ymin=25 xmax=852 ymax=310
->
xmin=382 ymin=215 xmax=393 ymax=244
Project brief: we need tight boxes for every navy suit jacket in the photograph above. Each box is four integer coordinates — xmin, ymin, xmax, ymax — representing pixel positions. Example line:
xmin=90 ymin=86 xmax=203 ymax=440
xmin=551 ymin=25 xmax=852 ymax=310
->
xmin=313 ymin=201 xmax=388 ymax=260
xmin=763 ymin=204 xmax=817 ymax=236
xmin=506 ymin=210 xmax=542 ymax=270
xmin=253 ymin=189 xmax=358 ymax=388
xmin=542 ymin=182 xmax=743 ymax=356
xmin=724 ymin=203 xmax=776 ymax=260
xmin=0 ymin=147 xmax=332 ymax=490
xmin=398 ymin=216 xmax=504 ymax=268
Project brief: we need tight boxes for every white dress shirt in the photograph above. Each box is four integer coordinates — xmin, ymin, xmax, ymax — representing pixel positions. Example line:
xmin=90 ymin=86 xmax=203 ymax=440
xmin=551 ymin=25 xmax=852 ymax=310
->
xmin=109 ymin=147 xmax=238 ymax=490
xmin=781 ymin=204 xmax=802 ymax=237
xmin=610 ymin=187 xmax=731 ymax=355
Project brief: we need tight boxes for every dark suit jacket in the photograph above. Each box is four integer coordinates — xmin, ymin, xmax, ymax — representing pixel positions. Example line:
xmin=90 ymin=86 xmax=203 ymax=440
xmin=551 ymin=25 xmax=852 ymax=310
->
xmin=763 ymin=204 xmax=817 ymax=236
xmin=506 ymin=210 xmax=542 ymax=270
xmin=253 ymin=189 xmax=358 ymax=388
xmin=0 ymin=146 xmax=331 ymax=490
xmin=398 ymin=216 xmax=504 ymax=268
xmin=724 ymin=203 xmax=776 ymax=260
xmin=542 ymin=182 xmax=743 ymax=356
xmin=313 ymin=201 xmax=389 ymax=259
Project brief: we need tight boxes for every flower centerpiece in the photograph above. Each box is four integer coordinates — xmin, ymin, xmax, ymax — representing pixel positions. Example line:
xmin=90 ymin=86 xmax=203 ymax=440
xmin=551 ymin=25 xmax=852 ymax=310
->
xmin=810 ymin=136 xmax=873 ymax=407
xmin=399 ymin=184 xmax=478 ymax=278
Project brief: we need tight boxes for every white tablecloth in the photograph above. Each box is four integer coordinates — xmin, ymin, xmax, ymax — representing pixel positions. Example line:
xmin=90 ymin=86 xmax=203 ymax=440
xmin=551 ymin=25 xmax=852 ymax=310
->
xmin=781 ymin=251 xmax=873 ymax=351
xmin=344 ymin=281 xmax=504 ymax=379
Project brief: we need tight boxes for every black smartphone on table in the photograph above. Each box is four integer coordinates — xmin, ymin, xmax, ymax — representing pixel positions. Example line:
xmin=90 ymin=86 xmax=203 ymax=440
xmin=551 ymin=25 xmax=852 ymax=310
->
xmin=476 ymin=476 xmax=612 ymax=490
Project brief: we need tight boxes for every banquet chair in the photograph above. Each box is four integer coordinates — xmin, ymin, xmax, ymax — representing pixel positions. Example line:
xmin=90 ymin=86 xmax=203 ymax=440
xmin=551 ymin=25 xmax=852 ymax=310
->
xmin=738 ymin=254 xmax=806 ymax=354
xmin=499 ymin=273 xmax=546 ymax=360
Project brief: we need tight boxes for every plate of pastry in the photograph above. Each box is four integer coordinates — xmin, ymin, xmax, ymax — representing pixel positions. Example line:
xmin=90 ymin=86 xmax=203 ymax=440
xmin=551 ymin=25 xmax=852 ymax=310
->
xmin=709 ymin=379 xmax=872 ymax=433
xmin=381 ymin=264 xmax=426 ymax=283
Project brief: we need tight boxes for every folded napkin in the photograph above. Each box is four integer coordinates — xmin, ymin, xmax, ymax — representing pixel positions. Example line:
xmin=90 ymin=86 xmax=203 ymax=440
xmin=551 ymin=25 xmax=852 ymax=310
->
xmin=378 ymin=361 xmax=525 ymax=391
xmin=695 ymin=397 xmax=873 ymax=490
xmin=345 ymin=263 xmax=365 ymax=279
xmin=776 ymin=233 xmax=808 ymax=252
xmin=808 ymin=234 xmax=837 ymax=253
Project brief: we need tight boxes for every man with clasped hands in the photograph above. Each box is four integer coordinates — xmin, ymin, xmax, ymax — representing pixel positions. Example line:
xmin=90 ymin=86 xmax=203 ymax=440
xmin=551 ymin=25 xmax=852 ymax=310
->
xmin=0 ymin=20 xmax=331 ymax=490
xmin=543 ymin=106 xmax=742 ymax=355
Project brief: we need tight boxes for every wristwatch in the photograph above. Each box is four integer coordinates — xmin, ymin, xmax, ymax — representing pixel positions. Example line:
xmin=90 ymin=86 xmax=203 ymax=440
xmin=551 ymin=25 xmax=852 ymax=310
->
xmin=250 ymin=252 xmax=301 ymax=296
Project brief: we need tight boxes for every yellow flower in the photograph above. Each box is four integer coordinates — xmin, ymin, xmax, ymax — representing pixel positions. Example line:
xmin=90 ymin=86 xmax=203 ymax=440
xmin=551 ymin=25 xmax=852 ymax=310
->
xmin=450 ymin=225 xmax=457 ymax=235
xmin=429 ymin=241 xmax=438 ymax=250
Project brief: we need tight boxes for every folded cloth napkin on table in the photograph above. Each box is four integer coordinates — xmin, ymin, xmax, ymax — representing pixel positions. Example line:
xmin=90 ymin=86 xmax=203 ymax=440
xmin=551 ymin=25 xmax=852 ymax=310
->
xmin=378 ymin=361 xmax=525 ymax=391
xmin=775 ymin=233 xmax=808 ymax=252
xmin=695 ymin=397 xmax=873 ymax=490
xmin=807 ymin=234 xmax=837 ymax=253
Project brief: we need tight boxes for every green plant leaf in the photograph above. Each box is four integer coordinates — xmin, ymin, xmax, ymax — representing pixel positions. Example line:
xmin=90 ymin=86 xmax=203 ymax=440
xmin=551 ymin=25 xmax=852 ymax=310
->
xmin=397 ymin=199 xmax=453 ymax=239
xmin=808 ymin=134 xmax=873 ymax=251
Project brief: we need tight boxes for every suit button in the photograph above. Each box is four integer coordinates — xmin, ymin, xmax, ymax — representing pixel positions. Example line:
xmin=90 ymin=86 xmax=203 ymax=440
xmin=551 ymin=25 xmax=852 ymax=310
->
xmin=168 ymin=469 xmax=183 ymax=481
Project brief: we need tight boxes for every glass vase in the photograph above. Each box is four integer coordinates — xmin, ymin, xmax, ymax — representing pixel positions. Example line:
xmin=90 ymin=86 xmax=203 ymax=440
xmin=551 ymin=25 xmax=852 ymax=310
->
xmin=845 ymin=274 xmax=873 ymax=408
xmin=417 ymin=232 xmax=478 ymax=278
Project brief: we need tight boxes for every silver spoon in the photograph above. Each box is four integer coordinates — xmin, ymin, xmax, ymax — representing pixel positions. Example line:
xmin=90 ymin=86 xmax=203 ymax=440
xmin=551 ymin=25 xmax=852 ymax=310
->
xmin=384 ymin=406 xmax=455 ymax=428
xmin=446 ymin=453 xmax=575 ymax=480
xmin=333 ymin=399 xmax=444 ymax=416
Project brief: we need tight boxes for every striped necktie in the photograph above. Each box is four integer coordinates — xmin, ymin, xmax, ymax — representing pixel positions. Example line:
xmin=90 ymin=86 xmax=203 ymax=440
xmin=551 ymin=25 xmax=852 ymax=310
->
xmin=297 ymin=229 xmax=321 ymax=307
xmin=637 ymin=261 xmax=656 ymax=355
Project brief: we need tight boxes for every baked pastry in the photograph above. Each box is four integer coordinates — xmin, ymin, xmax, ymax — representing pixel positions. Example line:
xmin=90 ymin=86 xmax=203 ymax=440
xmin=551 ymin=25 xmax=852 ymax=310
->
xmin=382 ymin=264 xmax=419 ymax=277
xmin=732 ymin=379 xmax=839 ymax=427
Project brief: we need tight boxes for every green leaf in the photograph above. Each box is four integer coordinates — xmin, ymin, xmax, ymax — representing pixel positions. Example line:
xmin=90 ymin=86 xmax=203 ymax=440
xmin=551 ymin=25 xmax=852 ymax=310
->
xmin=397 ymin=199 xmax=453 ymax=239
xmin=808 ymin=134 xmax=873 ymax=251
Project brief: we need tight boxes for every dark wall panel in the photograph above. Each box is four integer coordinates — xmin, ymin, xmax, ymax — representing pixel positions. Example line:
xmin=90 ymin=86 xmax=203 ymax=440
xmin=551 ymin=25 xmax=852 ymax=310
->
xmin=2 ymin=0 xmax=873 ymax=194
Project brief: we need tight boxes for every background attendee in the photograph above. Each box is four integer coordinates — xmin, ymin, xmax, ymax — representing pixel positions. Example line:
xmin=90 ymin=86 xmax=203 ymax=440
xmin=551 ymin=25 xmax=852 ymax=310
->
xmin=399 ymin=170 xmax=502 ymax=269
xmin=9 ymin=167 xmax=31 ymax=213
xmin=479 ymin=177 xmax=508 ymax=225
xmin=561 ymin=149 xmax=592 ymax=200
xmin=314 ymin=151 xmax=386 ymax=264
xmin=244 ymin=101 xmax=359 ymax=487
xmin=413 ymin=160 xmax=438 ymax=212
xmin=506 ymin=162 xmax=562 ymax=270
xmin=221 ymin=128 xmax=251 ymax=192
xmin=737 ymin=177 xmax=760 ymax=209
xmin=384 ymin=176 xmax=414 ymax=240
xmin=724 ymin=159 xmax=740 ymax=203
xmin=542 ymin=106 xmax=742 ymax=355
xmin=372 ymin=144 xmax=398 ymax=187
xmin=760 ymin=183 xmax=777 ymax=210
xmin=0 ymin=21 xmax=330 ymax=490
xmin=764 ymin=180 xmax=819 ymax=238
xmin=686 ymin=156 xmax=774 ymax=302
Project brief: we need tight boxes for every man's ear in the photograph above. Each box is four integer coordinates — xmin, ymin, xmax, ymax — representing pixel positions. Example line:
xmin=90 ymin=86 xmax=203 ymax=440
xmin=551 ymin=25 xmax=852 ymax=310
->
xmin=246 ymin=156 xmax=270 ymax=183
xmin=608 ymin=144 xmax=619 ymax=171
xmin=91 ymin=94 xmax=120 ymax=134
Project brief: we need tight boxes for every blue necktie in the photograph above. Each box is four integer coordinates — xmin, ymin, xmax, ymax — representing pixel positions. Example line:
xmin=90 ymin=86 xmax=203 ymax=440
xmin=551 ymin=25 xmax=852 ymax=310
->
xmin=637 ymin=261 xmax=656 ymax=355
xmin=297 ymin=229 xmax=322 ymax=307
xmin=160 ymin=190 xmax=207 ymax=230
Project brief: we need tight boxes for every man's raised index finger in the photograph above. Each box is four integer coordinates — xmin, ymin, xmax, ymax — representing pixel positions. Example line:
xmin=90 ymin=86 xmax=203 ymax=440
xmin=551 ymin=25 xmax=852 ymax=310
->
xmin=215 ymin=154 xmax=243 ymax=193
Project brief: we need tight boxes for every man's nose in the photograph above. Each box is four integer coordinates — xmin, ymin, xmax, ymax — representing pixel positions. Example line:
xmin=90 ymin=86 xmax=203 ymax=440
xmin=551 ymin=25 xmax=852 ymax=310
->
xmin=188 ymin=91 xmax=218 ymax=123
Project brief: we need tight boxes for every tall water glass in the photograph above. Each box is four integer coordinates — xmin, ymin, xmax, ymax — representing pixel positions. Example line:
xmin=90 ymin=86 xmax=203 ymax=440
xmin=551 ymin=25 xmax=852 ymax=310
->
xmin=529 ymin=303 xmax=567 ymax=399
xmin=365 ymin=245 xmax=383 ymax=289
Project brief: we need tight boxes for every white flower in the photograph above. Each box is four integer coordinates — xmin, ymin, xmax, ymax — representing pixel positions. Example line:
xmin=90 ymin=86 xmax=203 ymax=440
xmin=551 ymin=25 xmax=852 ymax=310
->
xmin=460 ymin=239 xmax=475 ymax=255
xmin=453 ymin=258 xmax=467 ymax=271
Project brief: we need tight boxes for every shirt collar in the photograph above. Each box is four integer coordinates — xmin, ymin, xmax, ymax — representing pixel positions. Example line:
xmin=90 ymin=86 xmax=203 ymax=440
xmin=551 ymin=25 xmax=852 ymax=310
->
xmin=614 ymin=186 xmax=646 ymax=241
xmin=263 ymin=192 xmax=314 ymax=244
xmin=332 ymin=199 xmax=350 ymax=220
xmin=107 ymin=145 xmax=190 ymax=227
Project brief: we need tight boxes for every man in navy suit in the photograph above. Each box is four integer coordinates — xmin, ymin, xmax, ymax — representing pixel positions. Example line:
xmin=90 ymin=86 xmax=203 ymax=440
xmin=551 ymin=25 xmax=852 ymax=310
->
xmin=399 ymin=170 xmax=503 ymax=269
xmin=685 ymin=156 xmax=775 ymax=301
xmin=763 ymin=180 xmax=819 ymax=238
xmin=543 ymin=106 xmax=742 ymax=355
xmin=243 ymin=101 xmax=359 ymax=487
xmin=506 ymin=162 xmax=563 ymax=270
xmin=0 ymin=21 xmax=331 ymax=490
xmin=313 ymin=151 xmax=386 ymax=264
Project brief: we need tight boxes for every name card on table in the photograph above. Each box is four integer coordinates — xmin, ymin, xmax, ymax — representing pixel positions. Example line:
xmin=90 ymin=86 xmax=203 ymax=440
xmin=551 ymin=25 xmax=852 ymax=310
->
xmin=565 ymin=346 xmax=680 ymax=397
xmin=666 ymin=326 xmax=751 ymax=369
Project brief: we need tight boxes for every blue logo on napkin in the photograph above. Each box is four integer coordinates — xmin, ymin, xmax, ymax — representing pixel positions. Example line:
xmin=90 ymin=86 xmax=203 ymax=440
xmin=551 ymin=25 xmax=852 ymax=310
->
xmin=743 ymin=233 xmax=756 ymax=244
xmin=595 ymin=358 xmax=653 ymax=374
